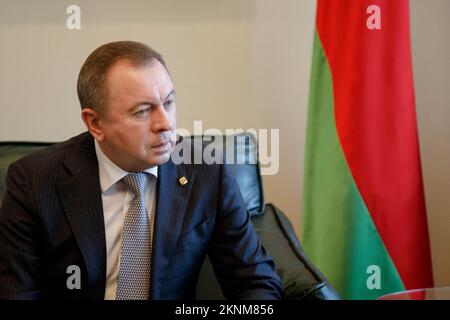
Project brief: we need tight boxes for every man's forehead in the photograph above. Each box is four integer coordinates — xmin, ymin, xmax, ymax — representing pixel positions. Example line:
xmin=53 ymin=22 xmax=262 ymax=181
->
xmin=106 ymin=59 xmax=174 ymax=101
xmin=107 ymin=58 xmax=169 ymax=81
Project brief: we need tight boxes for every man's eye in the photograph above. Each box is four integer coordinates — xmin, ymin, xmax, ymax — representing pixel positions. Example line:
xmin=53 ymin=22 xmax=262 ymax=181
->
xmin=134 ymin=108 xmax=150 ymax=117
xmin=163 ymin=100 xmax=175 ymax=108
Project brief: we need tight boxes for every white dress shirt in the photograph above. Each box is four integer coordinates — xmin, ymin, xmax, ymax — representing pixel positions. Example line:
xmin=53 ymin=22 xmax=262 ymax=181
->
xmin=94 ymin=140 xmax=158 ymax=300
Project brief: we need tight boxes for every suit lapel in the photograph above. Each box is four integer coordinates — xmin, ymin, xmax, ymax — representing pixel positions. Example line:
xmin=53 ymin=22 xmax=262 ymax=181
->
xmin=151 ymin=160 xmax=195 ymax=299
xmin=57 ymin=133 xmax=106 ymax=299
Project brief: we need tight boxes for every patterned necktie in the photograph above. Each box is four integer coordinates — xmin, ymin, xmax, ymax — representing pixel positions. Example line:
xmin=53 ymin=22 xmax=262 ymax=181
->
xmin=116 ymin=172 xmax=152 ymax=300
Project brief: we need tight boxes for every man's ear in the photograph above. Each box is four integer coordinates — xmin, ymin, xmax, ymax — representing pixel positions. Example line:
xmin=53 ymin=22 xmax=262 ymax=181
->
xmin=81 ymin=108 xmax=105 ymax=141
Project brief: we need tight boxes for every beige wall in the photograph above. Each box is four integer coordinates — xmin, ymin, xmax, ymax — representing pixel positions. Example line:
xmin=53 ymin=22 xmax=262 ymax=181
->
xmin=0 ymin=0 xmax=449 ymax=286
xmin=410 ymin=0 xmax=450 ymax=286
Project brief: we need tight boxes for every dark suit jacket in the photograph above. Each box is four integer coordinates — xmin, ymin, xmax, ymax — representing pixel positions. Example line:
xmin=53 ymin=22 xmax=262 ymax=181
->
xmin=0 ymin=132 xmax=282 ymax=300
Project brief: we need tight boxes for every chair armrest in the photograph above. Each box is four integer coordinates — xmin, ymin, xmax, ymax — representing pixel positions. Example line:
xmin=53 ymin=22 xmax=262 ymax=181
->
xmin=251 ymin=203 xmax=340 ymax=300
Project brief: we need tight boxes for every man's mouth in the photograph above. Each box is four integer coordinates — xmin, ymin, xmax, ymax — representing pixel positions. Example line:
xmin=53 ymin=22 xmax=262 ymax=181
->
xmin=151 ymin=141 xmax=171 ymax=153
xmin=152 ymin=141 xmax=167 ymax=148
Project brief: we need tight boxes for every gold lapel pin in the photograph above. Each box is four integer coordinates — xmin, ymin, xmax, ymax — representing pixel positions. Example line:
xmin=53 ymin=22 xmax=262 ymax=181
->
xmin=178 ymin=176 xmax=188 ymax=186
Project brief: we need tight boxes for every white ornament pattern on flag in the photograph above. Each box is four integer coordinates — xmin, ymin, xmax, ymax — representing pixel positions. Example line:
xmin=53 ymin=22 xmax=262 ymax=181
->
xmin=116 ymin=172 xmax=152 ymax=300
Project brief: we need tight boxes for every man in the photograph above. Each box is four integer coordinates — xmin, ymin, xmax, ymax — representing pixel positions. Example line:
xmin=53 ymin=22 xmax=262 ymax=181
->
xmin=0 ymin=41 xmax=282 ymax=299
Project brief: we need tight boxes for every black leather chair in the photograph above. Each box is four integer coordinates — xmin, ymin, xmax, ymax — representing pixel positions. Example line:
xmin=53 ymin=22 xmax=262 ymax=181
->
xmin=0 ymin=134 xmax=339 ymax=300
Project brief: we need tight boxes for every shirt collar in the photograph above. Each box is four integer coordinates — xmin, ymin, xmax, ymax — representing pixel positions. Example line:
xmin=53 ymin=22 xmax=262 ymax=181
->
xmin=94 ymin=140 xmax=158 ymax=193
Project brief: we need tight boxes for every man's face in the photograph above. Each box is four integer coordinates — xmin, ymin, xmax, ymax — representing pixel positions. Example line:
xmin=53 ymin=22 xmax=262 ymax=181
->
xmin=96 ymin=59 xmax=177 ymax=172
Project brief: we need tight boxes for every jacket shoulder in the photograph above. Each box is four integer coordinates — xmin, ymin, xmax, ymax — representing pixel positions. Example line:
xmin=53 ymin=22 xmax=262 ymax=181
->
xmin=16 ymin=132 xmax=91 ymax=168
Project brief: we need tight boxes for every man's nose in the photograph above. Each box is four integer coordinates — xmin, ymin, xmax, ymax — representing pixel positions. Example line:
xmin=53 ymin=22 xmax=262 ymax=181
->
xmin=151 ymin=105 xmax=173 ymax=132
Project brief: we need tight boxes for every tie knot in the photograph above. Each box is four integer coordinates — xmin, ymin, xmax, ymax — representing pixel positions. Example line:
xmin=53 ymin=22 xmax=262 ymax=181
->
xmin=123 ymin=172 xmax=148 ymax=197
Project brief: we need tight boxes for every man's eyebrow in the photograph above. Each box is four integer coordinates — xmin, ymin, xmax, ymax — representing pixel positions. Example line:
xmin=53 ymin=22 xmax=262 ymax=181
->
xmin=130 ymin=89 xmax=176 ymax=111
xmin=164 ymin=89 xmax=176 ymax=100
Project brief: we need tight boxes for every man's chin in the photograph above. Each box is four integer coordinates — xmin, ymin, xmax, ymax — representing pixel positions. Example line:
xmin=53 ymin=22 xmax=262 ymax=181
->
xmin=147 ymin=152 xmax=171 ymax=167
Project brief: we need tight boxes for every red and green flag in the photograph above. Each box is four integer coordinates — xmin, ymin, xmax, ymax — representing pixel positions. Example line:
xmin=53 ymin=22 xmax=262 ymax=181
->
xmin=302 ymin=0 xmax=433 ymax=299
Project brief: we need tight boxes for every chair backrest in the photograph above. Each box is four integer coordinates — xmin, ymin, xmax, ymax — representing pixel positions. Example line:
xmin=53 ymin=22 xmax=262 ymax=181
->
xmin=190 ymin=133 xmax=265 ymax=216
xmin=0 ymin=142 xmax=53 ymax=203
xmin=0 ymin=133 xmax=265 ymax=215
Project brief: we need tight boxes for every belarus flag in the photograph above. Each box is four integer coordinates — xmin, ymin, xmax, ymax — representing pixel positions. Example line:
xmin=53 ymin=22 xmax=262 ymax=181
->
xmin=301 ymin=0 xmax=433 ymax=299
